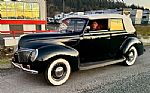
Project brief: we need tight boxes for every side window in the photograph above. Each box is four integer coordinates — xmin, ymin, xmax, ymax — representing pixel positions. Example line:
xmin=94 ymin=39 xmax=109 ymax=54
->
xmin=88 ymin=19 xmax=108 ymax=31
xmin=109 ymin=19 xmax=124 ymax=31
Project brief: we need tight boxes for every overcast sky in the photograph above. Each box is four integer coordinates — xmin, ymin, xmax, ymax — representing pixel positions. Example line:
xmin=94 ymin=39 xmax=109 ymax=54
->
xmin=124 ymin=0 xmax=150 ymax=9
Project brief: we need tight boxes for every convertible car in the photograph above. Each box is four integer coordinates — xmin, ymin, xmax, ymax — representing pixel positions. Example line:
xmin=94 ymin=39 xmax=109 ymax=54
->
xmin=12 ymin=14 xmax=144 ymax=85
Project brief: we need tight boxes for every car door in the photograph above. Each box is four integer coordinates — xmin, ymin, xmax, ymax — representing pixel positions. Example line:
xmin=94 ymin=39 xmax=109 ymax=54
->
xmin=78 ymin=19 xmax=111 ymax=63
xmin=109 ymin=19 xmax=128 ymax=58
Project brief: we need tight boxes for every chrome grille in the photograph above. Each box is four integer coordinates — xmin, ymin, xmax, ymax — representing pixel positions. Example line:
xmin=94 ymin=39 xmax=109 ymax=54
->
xmin=14 ymin=49 xmax=33 ymax=63
xmin=14 ymin=52 xmax=19 ymax=62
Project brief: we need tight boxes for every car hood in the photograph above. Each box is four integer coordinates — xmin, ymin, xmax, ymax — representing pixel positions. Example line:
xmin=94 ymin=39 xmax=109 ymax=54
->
xmin=18 ymin=32 xmax=81 ymax=49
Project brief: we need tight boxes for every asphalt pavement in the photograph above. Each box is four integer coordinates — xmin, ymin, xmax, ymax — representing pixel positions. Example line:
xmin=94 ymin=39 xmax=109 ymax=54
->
xmin=0 ymin=46 xmax=150 ymax=93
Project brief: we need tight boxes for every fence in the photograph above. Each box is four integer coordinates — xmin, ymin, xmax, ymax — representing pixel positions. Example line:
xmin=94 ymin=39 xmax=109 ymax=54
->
xmin=0 ymin=30 xmax=56 ymax=39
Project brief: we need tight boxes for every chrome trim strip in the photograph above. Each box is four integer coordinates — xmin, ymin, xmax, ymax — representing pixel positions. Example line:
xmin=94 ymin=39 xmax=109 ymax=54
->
xmin=12 ymin=62 xmax=38 ymax=74
xmin=111 ymin=33 xmax=129 ymax=36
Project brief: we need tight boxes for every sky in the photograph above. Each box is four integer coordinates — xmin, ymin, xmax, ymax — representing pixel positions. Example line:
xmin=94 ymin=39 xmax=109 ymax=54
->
xmin=124 ymin=0 xmax=150 ymax=9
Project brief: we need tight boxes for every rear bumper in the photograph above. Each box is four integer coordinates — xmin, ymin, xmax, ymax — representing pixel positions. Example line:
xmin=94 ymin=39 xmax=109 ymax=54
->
xmin=12 ymin=62 xmax=38 ymax=74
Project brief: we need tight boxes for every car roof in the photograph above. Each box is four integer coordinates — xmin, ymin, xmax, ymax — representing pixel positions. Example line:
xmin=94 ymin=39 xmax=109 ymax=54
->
xmin=63 ymin=14 xmax=136 ymax=33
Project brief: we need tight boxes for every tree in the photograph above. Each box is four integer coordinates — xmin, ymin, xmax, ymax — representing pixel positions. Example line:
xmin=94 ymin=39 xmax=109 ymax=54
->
xmin=46 ymin=0 xmax=146 ymax=17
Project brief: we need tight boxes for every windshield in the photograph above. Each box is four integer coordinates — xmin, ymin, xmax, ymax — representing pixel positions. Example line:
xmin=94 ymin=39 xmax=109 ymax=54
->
xmin=58 ymin=18 xmax=87 ymax=33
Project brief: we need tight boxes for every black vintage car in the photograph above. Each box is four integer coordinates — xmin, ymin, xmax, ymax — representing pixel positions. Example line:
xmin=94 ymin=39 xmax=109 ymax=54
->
xmin=12 ymin=14 xmax=144 ymax=85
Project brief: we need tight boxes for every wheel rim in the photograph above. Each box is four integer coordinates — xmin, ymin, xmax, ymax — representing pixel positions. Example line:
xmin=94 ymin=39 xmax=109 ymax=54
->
xmin=51 ymin=63 xmax=67 ymax=81
xmin=47 ymin=58 xmax=71 ymax=85
xmin=125 ymin=46 xmax=137 ymax=65
xmin=128 ymin=51 xmax=135 ymax=62
xmin=55 ymin=67 xmax=64 ymax=77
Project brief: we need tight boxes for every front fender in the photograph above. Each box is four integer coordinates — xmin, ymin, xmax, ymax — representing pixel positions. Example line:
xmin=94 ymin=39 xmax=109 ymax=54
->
xmin=36 ymin=44 xmax=79 ymax=62
xmin=120 ymin=37 xmax=144 ymax=55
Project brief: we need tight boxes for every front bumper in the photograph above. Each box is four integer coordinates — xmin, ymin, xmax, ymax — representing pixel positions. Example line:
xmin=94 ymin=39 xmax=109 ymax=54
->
xmin=12 ymin=62 xmax=38 ymax=74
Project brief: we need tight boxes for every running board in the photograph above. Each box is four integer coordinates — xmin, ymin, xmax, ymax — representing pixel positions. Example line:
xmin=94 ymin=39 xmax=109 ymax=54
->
xmin=79 ymin=58 xmax=125 ymax=70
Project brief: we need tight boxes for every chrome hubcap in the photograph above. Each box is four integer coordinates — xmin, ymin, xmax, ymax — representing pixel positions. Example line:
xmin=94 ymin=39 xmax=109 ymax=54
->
xmin=128 ymin=51 xmax=134 ymax=62
xmin=55 ymin=67 xmax=64 ymax=78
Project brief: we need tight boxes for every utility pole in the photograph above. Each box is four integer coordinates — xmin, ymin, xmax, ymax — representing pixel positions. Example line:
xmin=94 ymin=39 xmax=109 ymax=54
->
xmin=63 ymin=0 xmax=65 ymax=13
xmin=62 ymin=0 xmax=65 ymax=18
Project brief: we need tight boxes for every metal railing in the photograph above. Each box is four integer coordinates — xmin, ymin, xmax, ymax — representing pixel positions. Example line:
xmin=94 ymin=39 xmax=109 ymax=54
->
xmin=0 ymin=30 xmax=56 ymax=39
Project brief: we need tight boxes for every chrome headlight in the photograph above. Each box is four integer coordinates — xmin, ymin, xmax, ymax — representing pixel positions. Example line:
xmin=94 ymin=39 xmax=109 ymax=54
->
xmin=29 ymin=49 xmax=38 ymax=62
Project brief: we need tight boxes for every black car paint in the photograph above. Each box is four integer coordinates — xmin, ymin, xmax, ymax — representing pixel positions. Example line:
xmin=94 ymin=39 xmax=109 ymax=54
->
xmin=120 ymin=37 xmax=144 ymax=56
xmin=13 ymin=20 xmax=144 ymax=73
xmin=78 ymin=31 xmax=111 ymax=62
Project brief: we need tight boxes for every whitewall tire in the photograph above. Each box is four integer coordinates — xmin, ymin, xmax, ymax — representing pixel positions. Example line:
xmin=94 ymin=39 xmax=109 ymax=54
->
xmin=124 ymin=46 xmax=138 ymax=66
xmin=45 ymin=58 xmax=71 ymax=86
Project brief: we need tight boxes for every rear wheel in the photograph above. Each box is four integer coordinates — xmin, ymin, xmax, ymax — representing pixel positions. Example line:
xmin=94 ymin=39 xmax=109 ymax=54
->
xmin=45 ymin=58 xmax=71 ymax=85
xmin=124 ymin=46 xmax=138 ymax=66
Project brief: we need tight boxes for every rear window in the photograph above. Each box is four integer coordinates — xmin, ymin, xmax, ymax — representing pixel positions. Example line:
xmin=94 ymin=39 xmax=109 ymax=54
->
xmin=109 ymin=19 xmax=124 ymax=31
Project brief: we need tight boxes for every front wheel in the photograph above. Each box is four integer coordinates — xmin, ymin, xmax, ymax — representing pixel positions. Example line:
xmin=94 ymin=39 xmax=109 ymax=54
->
xmin=124 ymin=46 xmax=138 ymax=66
xmin=45 ymin=58 xmax=71 ymax=86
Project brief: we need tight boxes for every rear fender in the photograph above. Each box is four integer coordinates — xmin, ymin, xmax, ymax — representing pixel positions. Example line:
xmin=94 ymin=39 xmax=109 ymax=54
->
xmin=120 ymin=37 xmax=144 ymax=56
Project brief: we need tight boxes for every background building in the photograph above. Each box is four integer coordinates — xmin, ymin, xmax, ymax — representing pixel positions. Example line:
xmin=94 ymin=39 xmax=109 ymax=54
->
xmin=129 ymin=9 xmax=143 ymax=24
xmin=0 ymin=0 xmax=47 ymax=46
xmin=141 ymin=9 xmax=150 ymax=25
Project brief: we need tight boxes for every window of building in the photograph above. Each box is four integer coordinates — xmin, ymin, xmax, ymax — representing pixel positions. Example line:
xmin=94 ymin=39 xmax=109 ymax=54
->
xmin=10 ymin=24 xmax=23 ymax=31
xmin=0 ymin=1 xmax=40 ymax=19
xmin=9 ymin=24 xmax=23 ymax=36
xmin=24 ymin=3 xmax=32 ymax=19
xmin=6 ymin=1 xmax=15 ymax=19
xmin=0 ymin=1 xmax=7 ymax=19
xmin=16 ymin=2 xmax=24 ymax=19
xmin=109 ymin=19 xmax=124 ymax=31
xmin=36 ymin=25 xmax=41 ymax=30
xmin=32 ymin=3 xmax=40 ymax=19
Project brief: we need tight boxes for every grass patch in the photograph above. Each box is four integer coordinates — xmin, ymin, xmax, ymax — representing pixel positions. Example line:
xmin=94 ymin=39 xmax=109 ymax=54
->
xmin=46 ymin=26 xmax=56 ymax=30
xmin=135 ymin=25 xmax=150 ymax=36
xmin=0 ymin=58 xmax=10 ymax=65
xmin=46 ymin=24 xmax=59 ymax=30
xmin=0 ymin=57 xmax=11 ymax=69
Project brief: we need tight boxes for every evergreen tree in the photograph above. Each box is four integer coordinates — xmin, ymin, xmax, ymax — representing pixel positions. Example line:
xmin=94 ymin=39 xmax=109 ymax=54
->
xmin=46 ymin=0 xmax=146 ymax=17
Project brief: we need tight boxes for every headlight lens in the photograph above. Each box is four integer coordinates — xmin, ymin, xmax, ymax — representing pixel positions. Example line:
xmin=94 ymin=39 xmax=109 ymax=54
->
xmin=30 ymin=49 xmax=38 ymax=62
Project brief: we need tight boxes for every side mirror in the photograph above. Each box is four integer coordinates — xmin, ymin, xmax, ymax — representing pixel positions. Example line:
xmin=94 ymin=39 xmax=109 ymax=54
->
xmin=85 ymin=26 xmax=90 ymax=33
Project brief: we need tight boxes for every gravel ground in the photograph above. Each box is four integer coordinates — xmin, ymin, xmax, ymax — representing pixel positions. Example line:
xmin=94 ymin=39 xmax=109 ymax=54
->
xmin=0 ymin=46 xmax=150 ymax=93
